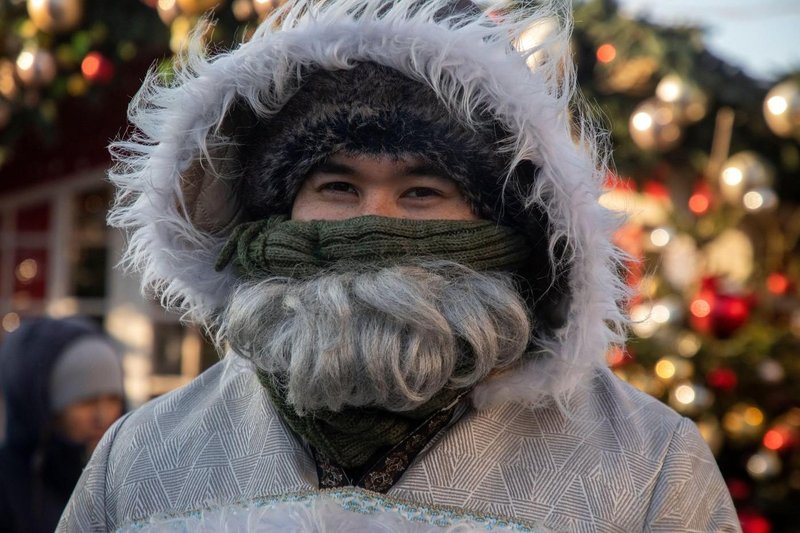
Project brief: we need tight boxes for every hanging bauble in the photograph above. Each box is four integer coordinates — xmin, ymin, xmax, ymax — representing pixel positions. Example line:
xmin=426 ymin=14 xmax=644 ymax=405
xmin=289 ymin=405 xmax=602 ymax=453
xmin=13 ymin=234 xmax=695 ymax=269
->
xmin=763 ymin=424 xmax=795 ymax=452
xmin=176 ymin=0 xmax=224 ymax=15
xmin=157 ymin=0 xmax=181 ymax=24
xmin=719 ymin=151 xmax=774 ymax=205
xmin=703 ymin=229 xmax=754 ymax=286
xmin=606 ymin=346 xmax=632 ymax=368
xmin=696 ymin=415 xmax=723 ymax=455
xmin=0 ymin=98 xmax=12 ymax=130
xmin=655 ymin=74 xmax=708 ymax=124
xmin=746 ymin=449 xmax=781 ymax=480
xmin=723 ymin=402 xmax=765 ymax=441
xmin=675 ymin=331 xmax=702 ymax=358
xmin=662 ymin=233 xmax=700 ymax=291
xmin=169 ymin=15 xmax=194 ymax=53
xmin=27 ymin=0 xmax=83 ymax=33
xmin=645 ymin=225 xmax=674 ymax=251
xmin=629 ymin=98 xmax=683 ymax=152
xmin=740 ymin=511 xmax=773 ymax=533
xmin=654 ymin=356 xmax=694 ymax=383
xmin=757 ymin=358 xmax=785 ymax=384
xmin=669 ymin=381 xmax=713 ymax=416
xmin=629 ymin=302 xmax=659 ymax=339
xmin=706 ymin=367 xmax=737 ymax=393
xmin=690 ymin=277 xmax=753 ymax=338
xmin=763 ymin=79 xmax=800 ymax=138
xmin=516 ymin=17 xmax=563 ymax=72
xmin=232 ymin=0 xmax=255 ymax=21
xmin=0 ymin=59 xmax=19 ymax=100
xmin=81 ymin=51 xmax=114 ymax=84
xmin=15 ymin=47 xmax=57 ymax=87
xmin=688 ymin=181 xmax=713 ymax=216
xmin=66 ymin=72 xmax=87 ymax=96
xmin=766 ymin=272 xmax=792 ymax=295
xmin=738 ymin=511 xmax=772 ymax=533
xmin=253 ymin=0 xmax=287 ymax=19
xmin=597 ymin=56 xmax=659 ymax=96
xmin=649 ymin=295 xmax=684 ymax=326
xmin=742 ymin=187 xmax=778 ymax=213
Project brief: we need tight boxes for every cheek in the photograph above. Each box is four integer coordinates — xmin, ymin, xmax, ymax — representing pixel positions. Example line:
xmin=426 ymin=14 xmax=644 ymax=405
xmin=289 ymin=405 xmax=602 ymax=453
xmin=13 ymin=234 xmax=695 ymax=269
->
xmin=291 ymin=187 xmax=351 ymax=221
xmin=56 ymin=406 xmax=96 ymax=441
xmin=434 ymin=197 xmax=481 ymax=221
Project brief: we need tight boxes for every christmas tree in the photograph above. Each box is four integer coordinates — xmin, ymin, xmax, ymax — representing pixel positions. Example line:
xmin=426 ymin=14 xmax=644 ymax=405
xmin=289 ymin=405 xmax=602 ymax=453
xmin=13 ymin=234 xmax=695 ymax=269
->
xmin=571 ymin=1 xmax=800 ymax=531
xmin=1 ymin=1 xmax=800 ymax=530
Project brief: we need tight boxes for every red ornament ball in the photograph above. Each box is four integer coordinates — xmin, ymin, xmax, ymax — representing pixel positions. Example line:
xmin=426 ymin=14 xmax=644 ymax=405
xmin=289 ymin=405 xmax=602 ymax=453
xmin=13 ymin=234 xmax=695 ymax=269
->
xmin=706 ymin=367 xmax=737 ymax=392
xmin=738 ymin=510 xmax=771 ymax=533
xmin=81 ymin=52 xmax=114 ymax=85
xmin=766 ymin=272 xmax=792 ymax=295
xmin=690 ymin=278 xmax=752 ymax=338
xmin=726 ymin=478 xmax=751 ymax=501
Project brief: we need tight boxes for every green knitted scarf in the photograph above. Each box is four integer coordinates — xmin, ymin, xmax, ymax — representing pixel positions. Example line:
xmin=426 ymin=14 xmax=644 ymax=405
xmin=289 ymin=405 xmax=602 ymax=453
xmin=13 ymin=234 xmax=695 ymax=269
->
xmin=218 ymin=215 xmax=531 ymax=469
xmin=215 ymin=215 xmax=532 ymax=278
xmin=257 ymin=370 xmax=465 ymax=469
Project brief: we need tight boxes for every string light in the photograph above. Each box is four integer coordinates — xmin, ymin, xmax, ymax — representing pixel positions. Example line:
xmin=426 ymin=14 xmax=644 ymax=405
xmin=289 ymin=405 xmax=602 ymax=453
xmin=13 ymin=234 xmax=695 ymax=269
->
xmin=1 ymin=312 xmax=20 ymax=332
xmin=690 ymin=298 xmax=711 ymax=318
xmin=596 ymin=43 xmax=616 ymax=63
xmin=688 ymin=192 xmax=710 ymax=215
xmin=767 ymin=273 xmax=790 ymax=295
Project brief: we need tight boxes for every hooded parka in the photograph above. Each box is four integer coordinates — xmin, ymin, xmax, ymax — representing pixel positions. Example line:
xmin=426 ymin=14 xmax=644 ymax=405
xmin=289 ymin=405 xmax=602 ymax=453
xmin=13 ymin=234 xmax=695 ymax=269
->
xmin=58 ymin=1 xmax=740 ymax=531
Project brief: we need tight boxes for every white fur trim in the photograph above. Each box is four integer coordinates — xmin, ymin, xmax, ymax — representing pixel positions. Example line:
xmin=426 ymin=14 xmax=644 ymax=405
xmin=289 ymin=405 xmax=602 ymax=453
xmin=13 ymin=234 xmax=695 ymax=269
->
xmin=108 ymin=0 xmax=629 ymax=408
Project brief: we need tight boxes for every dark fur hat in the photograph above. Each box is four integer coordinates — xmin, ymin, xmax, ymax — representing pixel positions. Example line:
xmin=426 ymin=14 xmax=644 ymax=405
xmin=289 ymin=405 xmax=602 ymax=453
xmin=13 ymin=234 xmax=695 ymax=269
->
xmin=236 ymin=62 xmax=518 ymax=222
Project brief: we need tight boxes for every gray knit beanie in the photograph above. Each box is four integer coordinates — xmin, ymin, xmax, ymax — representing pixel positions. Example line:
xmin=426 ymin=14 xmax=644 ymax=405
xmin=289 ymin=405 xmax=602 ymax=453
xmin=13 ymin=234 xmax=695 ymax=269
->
xmin=49 ymin=336 xmax=124 ymax=413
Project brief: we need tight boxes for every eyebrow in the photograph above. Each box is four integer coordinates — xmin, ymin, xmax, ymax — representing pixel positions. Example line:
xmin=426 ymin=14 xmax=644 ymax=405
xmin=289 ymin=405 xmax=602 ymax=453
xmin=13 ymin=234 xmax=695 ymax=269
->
xmin=312 ymin=159 xmax=455 ymax=181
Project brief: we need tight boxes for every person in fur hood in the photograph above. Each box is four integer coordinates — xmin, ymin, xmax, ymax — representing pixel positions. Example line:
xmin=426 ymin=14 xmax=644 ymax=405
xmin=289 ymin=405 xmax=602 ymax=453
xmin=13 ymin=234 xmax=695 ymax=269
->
xmin=59 ymin=1 xmax=740 ymax=531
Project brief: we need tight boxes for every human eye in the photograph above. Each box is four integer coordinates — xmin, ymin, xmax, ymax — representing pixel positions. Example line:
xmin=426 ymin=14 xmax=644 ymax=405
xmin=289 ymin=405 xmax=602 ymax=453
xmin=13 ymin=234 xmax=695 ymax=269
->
xmin=318 ymin=181 xmax=357 ymax=195
xmin=402 ymin=187 xmax=442 ymax=199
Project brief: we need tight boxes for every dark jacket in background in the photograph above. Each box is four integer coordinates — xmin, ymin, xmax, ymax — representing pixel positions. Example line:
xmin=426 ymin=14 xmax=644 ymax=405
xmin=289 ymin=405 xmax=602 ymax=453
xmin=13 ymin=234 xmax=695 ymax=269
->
xmin=0 ymin=317 xmax=106 ymax=533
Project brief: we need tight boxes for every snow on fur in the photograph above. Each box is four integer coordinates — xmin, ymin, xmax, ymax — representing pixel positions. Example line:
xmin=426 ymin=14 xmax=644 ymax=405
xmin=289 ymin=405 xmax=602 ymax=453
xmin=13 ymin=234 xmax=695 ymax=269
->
xmin=108 ymin=0 xmax=630 ymax=409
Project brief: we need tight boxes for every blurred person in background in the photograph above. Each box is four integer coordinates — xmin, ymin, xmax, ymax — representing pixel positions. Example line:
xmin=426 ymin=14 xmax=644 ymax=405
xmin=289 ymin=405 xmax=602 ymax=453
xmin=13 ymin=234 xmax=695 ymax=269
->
xmin=0 ymin=317 xmax=125 ymax=533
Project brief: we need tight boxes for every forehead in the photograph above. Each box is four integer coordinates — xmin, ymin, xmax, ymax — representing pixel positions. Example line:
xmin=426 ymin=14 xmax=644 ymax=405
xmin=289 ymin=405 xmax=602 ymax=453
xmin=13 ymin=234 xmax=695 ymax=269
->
xmin=319 ymin=152 xmax=454 ymax=180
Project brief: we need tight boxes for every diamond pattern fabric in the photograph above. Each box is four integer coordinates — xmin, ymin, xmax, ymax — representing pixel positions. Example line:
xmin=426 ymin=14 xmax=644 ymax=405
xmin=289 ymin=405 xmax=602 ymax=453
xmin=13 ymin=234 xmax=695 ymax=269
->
xmin=58 ymin=358 xmax=740 ymax=532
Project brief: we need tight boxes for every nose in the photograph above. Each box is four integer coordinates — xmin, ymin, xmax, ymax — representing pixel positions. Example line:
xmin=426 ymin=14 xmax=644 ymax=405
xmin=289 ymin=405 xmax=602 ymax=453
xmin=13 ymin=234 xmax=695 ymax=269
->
xmin=359 ymin=190 xmax=400 ymax=218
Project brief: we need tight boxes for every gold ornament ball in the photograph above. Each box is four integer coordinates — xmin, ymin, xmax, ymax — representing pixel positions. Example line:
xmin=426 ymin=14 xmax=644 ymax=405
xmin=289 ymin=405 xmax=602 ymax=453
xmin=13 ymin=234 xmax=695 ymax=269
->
xmin=629 ymin=98 xmax=683 ymax=152
xmin=719 ymin=151 xmax=774 ymax=205
xmin=669 ymin=381 xmax=713 ymax=416
xmin=0 ymin=59 xmax=19 ymax=99
xmin=232 ymin=0 xmax=255 ymax=21
xmin=757 ymin=358 xmax=785 ymax=383
xmin=157 ymin=0 xmax=181 ymax=25
xmin=27 ymin=0 xmax=84 ymax=34
xmin=742 ymin=187 xmax=778 ymax=213
xmin=746 ymin=449 xmax=781 ymax=480
xmin=723 ymin=402 xmax=765 ymax=441
xmin=176 ymin=0 xmax=225 ymax=15
xmin=15 ymin=47 xmax=57 ymax=87
xmin=170 ymin=15 xmax=195 ymax=53
xmin=655 ymin=74 xmax=708 ymax=124
xmin=696 ymin=415 xmax=723 ymax=456
xmin=598 ymin=56 xmax=659 ymax=96
xmin=764 ymin=80 xmax=800 ymax=138
xmin=253 ymin=0 xmax=287 ymax=19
